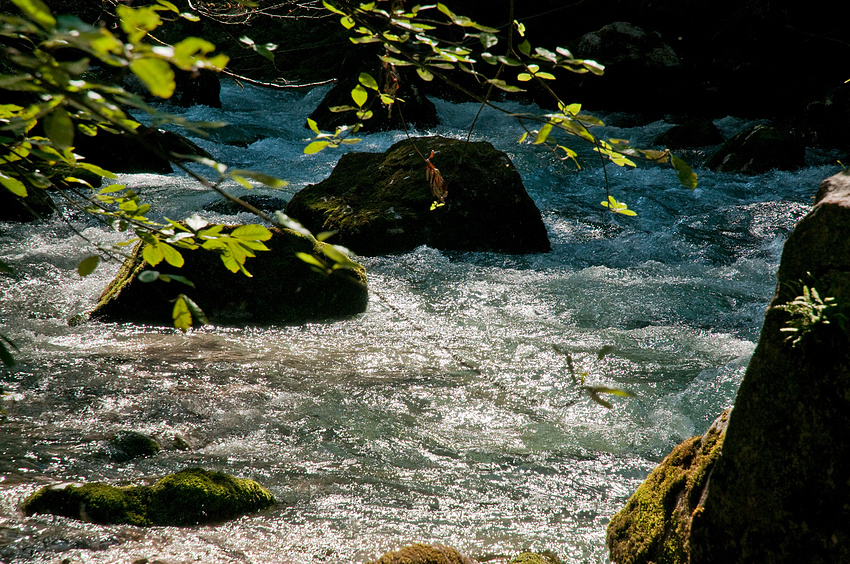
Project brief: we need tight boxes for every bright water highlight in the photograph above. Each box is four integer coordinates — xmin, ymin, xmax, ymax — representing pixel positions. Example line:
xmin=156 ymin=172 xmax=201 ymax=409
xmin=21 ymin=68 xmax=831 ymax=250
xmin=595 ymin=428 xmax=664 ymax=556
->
xmin=0 ymin=83 xmax=837 ymax=563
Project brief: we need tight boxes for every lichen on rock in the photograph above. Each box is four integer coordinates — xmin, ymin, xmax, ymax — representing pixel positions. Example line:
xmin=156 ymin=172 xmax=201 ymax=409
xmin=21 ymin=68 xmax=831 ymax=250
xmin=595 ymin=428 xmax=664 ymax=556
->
xmin=21 ymin=468 xmax=275 ymax=526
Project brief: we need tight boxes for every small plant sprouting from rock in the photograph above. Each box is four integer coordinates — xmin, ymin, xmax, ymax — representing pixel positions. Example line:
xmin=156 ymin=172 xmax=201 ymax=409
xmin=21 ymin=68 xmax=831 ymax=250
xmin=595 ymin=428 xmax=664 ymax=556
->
xmin=774 ymin=284 xmax=847 ymax=347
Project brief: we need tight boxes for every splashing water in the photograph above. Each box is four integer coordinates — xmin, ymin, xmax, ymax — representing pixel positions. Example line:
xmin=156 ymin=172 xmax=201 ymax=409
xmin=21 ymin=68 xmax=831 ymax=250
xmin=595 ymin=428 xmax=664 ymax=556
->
xmin=0 ymin=83 xmax=837 ymax=563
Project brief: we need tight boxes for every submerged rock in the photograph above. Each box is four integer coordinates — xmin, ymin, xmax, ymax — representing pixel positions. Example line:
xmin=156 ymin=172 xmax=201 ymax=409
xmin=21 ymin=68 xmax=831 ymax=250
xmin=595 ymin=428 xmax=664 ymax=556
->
xmin=607 ymin=171 xmax=850 ymax=564
xmin=284 ymin=136 xmax=550 ymax=255
xmin=108 ymin=430 xmax=161 ymax=462
xmin=366 ymin=544 xmax=476 ymax=564
xmin=22 ymin=468 xmax=275 ymax=526
xmin=606 ymin=410 xmax=729 ymax=564
xmin=90 ymin=226 xmax=368 ymax=324
xmin=705 ymin=124 xmax=805 ymax=174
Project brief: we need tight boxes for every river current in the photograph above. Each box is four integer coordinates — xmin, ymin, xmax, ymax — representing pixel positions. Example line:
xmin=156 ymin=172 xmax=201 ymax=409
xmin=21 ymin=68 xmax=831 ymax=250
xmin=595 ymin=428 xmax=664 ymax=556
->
xmin=0 ymin=83 xmax=838 ymax=563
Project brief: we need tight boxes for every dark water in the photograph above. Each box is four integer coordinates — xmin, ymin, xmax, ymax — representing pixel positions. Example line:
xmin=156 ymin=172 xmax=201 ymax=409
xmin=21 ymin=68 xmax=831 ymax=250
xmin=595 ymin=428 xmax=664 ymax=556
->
xmin=0 ymin=83 xmax=837 ymax=563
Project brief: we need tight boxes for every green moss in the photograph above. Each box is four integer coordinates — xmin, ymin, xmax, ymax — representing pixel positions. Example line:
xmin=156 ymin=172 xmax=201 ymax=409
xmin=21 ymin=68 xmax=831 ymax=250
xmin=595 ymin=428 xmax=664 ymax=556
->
xmin=366 ymin=544 xmax=473 ymax=564
xmin=109 ymin=430 xmax=161 ymax=461
xmin=22 ymin=468 xmax=275 ymax=527
xmin=509 ymin=551 xmax=561 ymax=564
xmin=606 ymin=410 xmax=729 ymax=564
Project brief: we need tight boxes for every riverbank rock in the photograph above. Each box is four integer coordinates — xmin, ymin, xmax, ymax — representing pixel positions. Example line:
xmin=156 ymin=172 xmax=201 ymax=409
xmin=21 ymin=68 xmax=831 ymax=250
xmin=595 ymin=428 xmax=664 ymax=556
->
xmin=653 ymin=118 xmax=724 ymax=149
xmin=308 ymin=55 xmax=439 ymax=133
xmin=366 ymin=544 xmax=476 ymax=564
xmin=21 ymin=468 xmax=275 ymax=526
xmin=606 ymin=410 xmax=729 ymax=564
xmin=73 ymin=125 xmax=213 ymax=175
xmin=705 ymin=125 xmax=806 ymax=174
xmin=607 ymin=171 xmax=850 ymax=564
xmin=284 ymin=136 xmax=550 ymax=255
xmin=90 ymin=226 xmax=368 ymax=324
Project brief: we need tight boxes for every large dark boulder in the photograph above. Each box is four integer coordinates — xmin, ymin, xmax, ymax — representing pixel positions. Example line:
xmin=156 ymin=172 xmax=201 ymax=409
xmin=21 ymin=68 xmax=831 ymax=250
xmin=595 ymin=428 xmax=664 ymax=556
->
xmin=654 ymin=118 xmax=724 ymax=149
xmin=73 ymin=125 xmax=213 ymax=175
xmin=706 ymin=125 xmax=806 ymax=175
xmin=21 ymin=468 xmax=275 ymax=526
xmin=284 ymin=136 xmax=550 ymax=256
xmin=308 ymin=53 xmax=439 ymax=133
xmin=90 ymin=226 xmax=368 ymax=324
xmin=607 ymin=171 xmax=850 ymax=564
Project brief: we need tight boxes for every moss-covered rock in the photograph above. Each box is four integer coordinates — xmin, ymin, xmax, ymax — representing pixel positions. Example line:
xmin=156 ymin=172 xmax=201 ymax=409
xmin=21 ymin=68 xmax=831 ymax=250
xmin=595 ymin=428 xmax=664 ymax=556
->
xmin=366 ymin=544 xmax=476 ymax=564
xmin=285 ymin=136 xmax=550 ymax=256
xmin=606 ymin=410 xmax=729 ymax=564
xmin=108 ymin=431 xmax=161 ymax=462
xmin=705 ymin=124 xmax=805 ymax=174
xmin=21 ymin=468 xmax=275 ymax=526
xmin=89 ymin=226 xmax=368 ymax=325
xmin=508 ymin=551 xmax=561 ymax=564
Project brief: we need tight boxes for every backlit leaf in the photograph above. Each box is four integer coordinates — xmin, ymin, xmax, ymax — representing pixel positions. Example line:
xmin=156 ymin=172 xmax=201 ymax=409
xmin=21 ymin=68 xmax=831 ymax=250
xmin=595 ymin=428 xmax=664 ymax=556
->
xmin=232 ymin=224 xmax=272 ymax=241
xmin=142 ymin=242 xmax=164 ymax=266
xmin=159 ymin=242 xmax=184 ymax=267
xmin=416 ymin=67 xmax=434 ymax=81
xmin=671 ymin=154 xmax=698 ymax=189
xmin=534 ymin=123 xmax=553 ymax=145
xmin=304 ymin=141 xmax=329 ymax=154
xmin=359 ymin=72 xmax=379 ymax=90
xmin=44 ymin=107 xmax=74 ymax=150
xmin=0 ymin=172 xmax=27 ymax=197
xmin=130 ymin=58 xmax=175 ymax=99
xmin=10 ymin=0 xmax=56 ymax=30
xmin=351 ymin=84 xmax=369 ymax=107
xmin=77 ymin=255 xmax=100 ymax=277
xmin=172 ymin=294 xmax=192 ymax=332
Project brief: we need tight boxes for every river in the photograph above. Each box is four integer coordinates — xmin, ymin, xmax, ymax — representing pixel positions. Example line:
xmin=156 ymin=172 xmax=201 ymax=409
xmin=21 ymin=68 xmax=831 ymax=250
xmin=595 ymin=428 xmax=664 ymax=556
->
xmin=0 ymin=83 xmax=838 ymax=563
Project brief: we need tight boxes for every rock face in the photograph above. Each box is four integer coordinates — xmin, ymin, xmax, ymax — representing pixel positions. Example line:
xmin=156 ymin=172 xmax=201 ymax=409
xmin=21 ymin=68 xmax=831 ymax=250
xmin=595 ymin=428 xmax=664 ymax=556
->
xmin=687 ymin=171 xmax=850 ymax=564
xmin=607 ymin=171 xmax=850 ymax=564
xmin=606 ymin=410 xmax=729 ymax=564
xmin=90 ymin=226 xmax=368 ymax=324
xmin=21 ymin=468 xmax=275 ymax=526
xmin=366 ymin=544 xmax=476 ymax=564
xmin=706 ymin=125 xmax=806 ymax=174
xmin=284 ymin=136 xmax=551 ymax=256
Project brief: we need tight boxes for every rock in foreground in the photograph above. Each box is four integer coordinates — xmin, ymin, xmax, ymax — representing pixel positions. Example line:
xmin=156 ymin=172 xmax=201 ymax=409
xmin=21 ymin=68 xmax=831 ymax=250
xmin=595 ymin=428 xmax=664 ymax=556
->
xmin=366 ymin=544 xmax=476 ymax=564
xmin=90 ymin=226 xmax=368 ymax=324
xmin=22 ymin=468 xmax=275 ymax=526
xmin=285 ymin=136 xmax=550 ymax=256
xmin=607 ymin=171 xmax=850 ymax=564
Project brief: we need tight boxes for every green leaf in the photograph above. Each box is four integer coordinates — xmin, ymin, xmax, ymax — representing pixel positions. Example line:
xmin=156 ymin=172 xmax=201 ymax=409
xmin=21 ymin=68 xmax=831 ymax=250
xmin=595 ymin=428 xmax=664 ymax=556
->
xmin=351 ymin=84 xmax=369 ymax=107
xmin=165 ymin=274 xmax=195 ymax=288
xmin=518 ymin=40 xmax=531 ymax=56
xmin=517 ymin=73 xmax=533 ymax=82
xmin=359 ymin=73 xmax=379 ymax=90
xmin=130 ymin=58 xmax=175 ymax=99
xmin=229 ymin=169 xmax=288 ymax=188
xmin=231 ymin=224 xmax=273 ymax=241
xmin=322 ymin=0 xmax=347 ymax=15
xmin=75 ymin=162 xmax=118 ymax=179
xmin=159 ymin=242 xmax=184 ymax=267
xmin=156 ymin=0 xmax=179 ymax=12
xmin=0 ymin=172 xmax=28 ymax=197
xmin=183 ymin=294 xmax=208 ymax=325
xmin=518 ymin=131 xmax=528 ymax=143
xmin=138 ymin=270 xmax=160 ymax=283
xmin=485 ymin=78 xmax=525 ymax=92
xmin=341 ymin=15 xmax=356 ymax=29
xmin=306 ymin=118 xmax=321 ymax=134
xmin=478 ymin=33 xmax=498 ymax=49
xmin=416 ymin=67 xmax=434 ymax=81
xmin=77 ymin=255 xmax=100 ymax=277
xmin=304 ymin=140 xmax=329 ymax=154
xmin=172 ymin=294 xmax=192 ymax=332
xmin=142 ymin=242 xmax=164 ymax=266
xmin=44 ymin=107 xmax=75 ymax=150
xmin=296 ymin=251 xmax=329 ymax=270
xmin=534 ymin=123 xmax=553 ymax=145
xmin=671 ymin=154 xmax=698 ymax=189
xmin=10 ymin=0 xmax=56 ymax=30
xmin=117 ymin=5 xmax=162 ymax=42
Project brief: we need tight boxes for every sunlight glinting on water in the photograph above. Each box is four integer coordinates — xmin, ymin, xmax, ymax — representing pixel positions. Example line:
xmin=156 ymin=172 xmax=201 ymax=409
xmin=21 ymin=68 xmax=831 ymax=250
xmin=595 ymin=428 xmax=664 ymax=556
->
xmin=0 ymin=81 xmax=837 ymax=563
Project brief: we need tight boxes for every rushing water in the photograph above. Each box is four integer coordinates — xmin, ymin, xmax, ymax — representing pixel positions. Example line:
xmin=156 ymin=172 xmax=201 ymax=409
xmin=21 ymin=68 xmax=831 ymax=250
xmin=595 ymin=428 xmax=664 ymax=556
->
xmin=0 ymin=83 xmax=839 ymax=563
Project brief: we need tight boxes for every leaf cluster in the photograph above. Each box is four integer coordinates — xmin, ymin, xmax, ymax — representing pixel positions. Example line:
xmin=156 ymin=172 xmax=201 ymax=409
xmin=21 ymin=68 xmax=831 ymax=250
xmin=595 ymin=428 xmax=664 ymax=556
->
xmin=774 ymin=284 xmax=848 ymax=347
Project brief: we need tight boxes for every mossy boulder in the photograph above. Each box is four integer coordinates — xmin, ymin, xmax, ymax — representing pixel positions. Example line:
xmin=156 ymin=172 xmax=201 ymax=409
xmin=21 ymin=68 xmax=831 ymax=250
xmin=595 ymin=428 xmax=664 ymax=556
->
xmin=685 ymin=171 xmax=850 ymax=564
xmin=108 ymin=431 xmax=161 ymax=462
xmin=89 ymin=226 xmax=368 ymax=324
xmin=21 ymin=468 xmax=275 ymax=526
xmin=705 ymin=124 xmax=805 ymax=174
xmin=509 ymin=552 xmax=561 ymax=564
xmin=284 ymin=136 xmax=550 ymax=256
xmin=606 ymin=410 xmax=729 ymax=564
xmin=366 ymin=544 xmax=476 ymax=564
